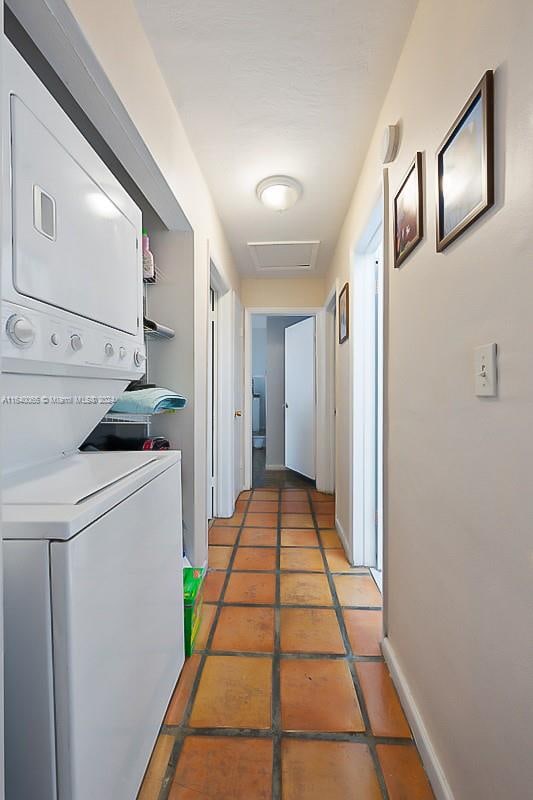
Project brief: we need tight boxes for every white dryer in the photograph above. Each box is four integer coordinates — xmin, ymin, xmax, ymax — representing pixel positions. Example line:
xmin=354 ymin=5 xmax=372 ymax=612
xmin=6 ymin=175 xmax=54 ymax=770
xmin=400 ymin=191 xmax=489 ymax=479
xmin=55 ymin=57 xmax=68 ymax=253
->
xmin=1 ymin=37 xmax=147 ymax=473
xmin=2 ymin=39 xmax=185 ymax=800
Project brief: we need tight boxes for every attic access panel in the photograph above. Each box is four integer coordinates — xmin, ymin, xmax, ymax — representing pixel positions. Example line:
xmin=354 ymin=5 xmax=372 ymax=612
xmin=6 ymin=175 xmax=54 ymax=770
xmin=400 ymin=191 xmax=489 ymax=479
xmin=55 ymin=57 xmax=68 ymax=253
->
xmin=247 ymin=241 xmax=320 ymax=273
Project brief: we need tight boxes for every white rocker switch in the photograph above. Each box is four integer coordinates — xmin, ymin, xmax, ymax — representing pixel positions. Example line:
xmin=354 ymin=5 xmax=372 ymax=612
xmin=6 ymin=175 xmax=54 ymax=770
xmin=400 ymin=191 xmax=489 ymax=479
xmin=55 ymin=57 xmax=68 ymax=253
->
xmin=475 ymin=343 xmax=498 ymax=397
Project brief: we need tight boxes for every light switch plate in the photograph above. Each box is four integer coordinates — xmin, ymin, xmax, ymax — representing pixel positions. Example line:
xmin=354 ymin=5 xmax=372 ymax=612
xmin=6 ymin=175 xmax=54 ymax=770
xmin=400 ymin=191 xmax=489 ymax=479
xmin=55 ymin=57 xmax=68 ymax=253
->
xmin=475 ymin=343 xmax=497 ymax=396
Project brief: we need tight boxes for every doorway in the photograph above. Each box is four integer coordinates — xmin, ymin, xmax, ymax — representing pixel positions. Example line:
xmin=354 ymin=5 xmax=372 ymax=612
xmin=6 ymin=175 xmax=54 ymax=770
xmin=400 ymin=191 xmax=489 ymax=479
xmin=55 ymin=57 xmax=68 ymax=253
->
xmin=353 ymin=205 xmax=384 ymax=585
xmin=208 ymin=262 xmax=241 ymax=520
xmin=247 ymin=313 xmax=316 ymax=489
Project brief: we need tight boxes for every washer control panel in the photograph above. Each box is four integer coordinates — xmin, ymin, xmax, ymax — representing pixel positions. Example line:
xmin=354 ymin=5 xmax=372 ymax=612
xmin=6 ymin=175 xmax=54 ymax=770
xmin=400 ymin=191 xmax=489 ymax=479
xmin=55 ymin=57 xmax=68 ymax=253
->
xmin=2 ymin=302 xmax=146 ymax=377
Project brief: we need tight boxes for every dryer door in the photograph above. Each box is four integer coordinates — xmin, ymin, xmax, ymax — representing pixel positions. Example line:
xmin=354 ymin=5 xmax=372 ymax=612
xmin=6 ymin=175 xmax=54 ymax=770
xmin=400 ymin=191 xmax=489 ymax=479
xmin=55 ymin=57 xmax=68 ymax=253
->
xmin=10 ymin=94 xmax=139 ymax=333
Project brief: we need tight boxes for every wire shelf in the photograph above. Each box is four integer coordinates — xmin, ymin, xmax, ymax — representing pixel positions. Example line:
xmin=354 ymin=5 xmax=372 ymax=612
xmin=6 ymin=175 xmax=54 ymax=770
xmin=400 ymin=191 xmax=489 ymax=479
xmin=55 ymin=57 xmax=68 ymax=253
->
xmin=144 ymin=326 xmax=175 ymax=340
xmin=101 ymin=413 xmax=152 ymax=425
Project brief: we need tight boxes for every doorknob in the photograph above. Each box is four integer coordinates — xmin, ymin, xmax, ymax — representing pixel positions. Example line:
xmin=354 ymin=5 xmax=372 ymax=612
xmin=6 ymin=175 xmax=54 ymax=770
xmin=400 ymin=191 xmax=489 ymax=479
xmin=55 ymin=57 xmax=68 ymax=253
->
xmin=234 ymin=410 xmax=242 ymax=417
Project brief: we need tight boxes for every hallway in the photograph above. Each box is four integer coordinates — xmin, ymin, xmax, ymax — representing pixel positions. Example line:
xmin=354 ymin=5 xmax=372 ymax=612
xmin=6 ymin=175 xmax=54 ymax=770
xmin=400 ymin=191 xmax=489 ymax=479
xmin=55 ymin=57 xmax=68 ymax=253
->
xmin=252 ymin=449 xmax=315 ymax=490
xmin=3 ymin=2 xmax=530 ymax=798
xmin=138 ymin=489 xmax=434 ymax=799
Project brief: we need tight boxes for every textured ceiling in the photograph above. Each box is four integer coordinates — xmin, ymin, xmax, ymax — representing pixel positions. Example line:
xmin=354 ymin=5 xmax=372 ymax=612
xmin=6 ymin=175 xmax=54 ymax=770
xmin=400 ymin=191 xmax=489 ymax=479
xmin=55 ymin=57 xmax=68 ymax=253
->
xmin=134 ymin=0 xmax=417 ymax=276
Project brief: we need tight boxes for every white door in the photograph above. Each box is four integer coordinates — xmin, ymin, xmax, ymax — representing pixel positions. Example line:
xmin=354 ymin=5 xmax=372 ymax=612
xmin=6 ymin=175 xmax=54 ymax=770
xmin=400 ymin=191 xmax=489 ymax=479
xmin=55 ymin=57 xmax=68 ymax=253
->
xmin=285 ymin=317 xmax=316 ymax=479
xmin=233 ymin=295 xmax=244 ymax=498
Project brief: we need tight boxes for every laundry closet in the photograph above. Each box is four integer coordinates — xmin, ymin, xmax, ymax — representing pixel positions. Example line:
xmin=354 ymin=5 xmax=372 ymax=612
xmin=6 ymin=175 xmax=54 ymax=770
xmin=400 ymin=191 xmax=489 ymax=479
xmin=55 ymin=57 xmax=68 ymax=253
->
xmin=1 ymin=31 xmax=193 ymax=800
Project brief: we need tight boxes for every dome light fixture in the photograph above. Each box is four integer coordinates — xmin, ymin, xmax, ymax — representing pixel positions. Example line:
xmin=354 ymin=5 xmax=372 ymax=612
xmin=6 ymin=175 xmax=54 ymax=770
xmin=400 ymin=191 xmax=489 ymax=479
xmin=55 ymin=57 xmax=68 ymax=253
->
xmin=256 ymin=175 xmax=302 ymax=212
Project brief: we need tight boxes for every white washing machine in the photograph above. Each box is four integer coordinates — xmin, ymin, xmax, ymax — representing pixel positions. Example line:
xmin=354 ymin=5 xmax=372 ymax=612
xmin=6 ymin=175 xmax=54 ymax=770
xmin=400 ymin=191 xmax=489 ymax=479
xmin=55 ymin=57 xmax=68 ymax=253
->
xmin=3 ymin=451 xmax=184 ymax=800
xmin=2 ymin=40 xmax=185 ymax=800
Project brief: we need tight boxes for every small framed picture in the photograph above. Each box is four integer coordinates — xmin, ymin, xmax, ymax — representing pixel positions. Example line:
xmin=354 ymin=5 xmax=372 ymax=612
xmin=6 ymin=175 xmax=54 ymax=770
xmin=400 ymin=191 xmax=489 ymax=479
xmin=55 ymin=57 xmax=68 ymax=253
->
xmin=436 ymin=70 xmax=494 ymax=252
xmin=394 ymin=152 xmax=424 ymax=268
xmin=338 ymin=282 xmax=349 ymax=344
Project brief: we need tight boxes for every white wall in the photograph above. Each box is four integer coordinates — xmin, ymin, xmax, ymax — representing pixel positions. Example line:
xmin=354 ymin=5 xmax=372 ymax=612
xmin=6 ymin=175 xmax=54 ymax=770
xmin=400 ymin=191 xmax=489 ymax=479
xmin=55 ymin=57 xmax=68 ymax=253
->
xmin=64 ymin=0 xmax=241 ymax=564
xmin=265 ymin=316 xmax=308 ymax=468
xmin=241 ymin=277 xmax=325 ymax=308
xmin=146 ymin=230 xmax=196 ymax=553
xmin=326 ymin=0 xmax=533 ymax=797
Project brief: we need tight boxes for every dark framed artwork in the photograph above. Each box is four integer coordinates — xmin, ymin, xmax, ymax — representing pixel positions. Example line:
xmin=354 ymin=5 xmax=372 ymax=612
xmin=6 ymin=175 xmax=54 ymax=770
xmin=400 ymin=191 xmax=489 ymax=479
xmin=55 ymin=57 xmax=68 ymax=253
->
xmin=338 ymin=282 xmax=349 ymax=344
xmin=394 ymin=152 xmax=424 ymax=268
xmin=436 ymin=70 xmax=494 ymax=252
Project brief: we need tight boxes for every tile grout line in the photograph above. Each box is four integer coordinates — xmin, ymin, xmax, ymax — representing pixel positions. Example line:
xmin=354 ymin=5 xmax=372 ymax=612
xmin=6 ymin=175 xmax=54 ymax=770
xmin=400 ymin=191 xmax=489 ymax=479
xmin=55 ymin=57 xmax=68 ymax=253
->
xmin=271 ymin=487 xmax=282 ymax=800
xmin=209 ymin=566 xmax=370 ymax=573
xmin=309 ymin=489 xmax=391 ymax=800
xmin=204 ymin=600 xmax=382 ymax=611
xmin=160 ymin=724 xmax=414 ymax=747
xmin=190 ymin=648 xmax=384 ymax=661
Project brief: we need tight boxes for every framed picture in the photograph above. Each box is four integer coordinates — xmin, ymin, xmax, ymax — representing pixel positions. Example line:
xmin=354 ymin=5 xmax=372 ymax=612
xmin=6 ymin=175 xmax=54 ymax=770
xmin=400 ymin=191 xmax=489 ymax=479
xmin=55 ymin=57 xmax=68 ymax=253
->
xmin=436 ymin=70 xmax=494 ymax=252
xmin=338 ymin=282 xmax=349 ymax=344
xmin=394 ymin=152 xmax=424 ymax=268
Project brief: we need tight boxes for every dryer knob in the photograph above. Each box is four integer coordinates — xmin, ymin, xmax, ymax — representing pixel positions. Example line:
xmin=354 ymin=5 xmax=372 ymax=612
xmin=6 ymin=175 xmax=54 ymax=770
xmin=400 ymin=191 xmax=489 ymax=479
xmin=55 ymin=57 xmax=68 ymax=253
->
xmin=134 ymin=349 xmax=146 ymax=367
xmin=119 ymin=346 xmax=127 ymax=360
xmin=70 ymin=334 xmax=83 ymax=352
xmin=104 ymin=342 xmax=114 ymax=357
xmin=6 ymin=315 xmax=35 ymax=347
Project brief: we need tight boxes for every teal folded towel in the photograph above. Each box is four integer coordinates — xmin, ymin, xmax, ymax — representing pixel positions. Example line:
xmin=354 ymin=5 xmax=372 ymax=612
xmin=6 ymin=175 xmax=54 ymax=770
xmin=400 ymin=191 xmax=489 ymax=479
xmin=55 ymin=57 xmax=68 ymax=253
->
xmin=111 ymin=387 xmax=187 ymax=415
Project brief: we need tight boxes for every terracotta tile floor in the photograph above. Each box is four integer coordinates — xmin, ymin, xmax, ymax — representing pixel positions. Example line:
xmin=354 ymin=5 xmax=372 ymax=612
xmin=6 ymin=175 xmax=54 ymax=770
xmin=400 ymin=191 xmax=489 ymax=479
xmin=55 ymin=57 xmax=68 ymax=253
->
xmin=137 ymin=489 xmax=435 ymax=800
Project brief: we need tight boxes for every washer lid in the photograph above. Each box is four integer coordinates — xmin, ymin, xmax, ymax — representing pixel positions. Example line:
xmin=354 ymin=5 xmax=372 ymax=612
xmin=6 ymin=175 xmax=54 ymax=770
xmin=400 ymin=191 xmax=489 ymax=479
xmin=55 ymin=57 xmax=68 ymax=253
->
xmin=2 ymin=451 xmax=181 ymax=540
xmin=3 ymin=451 xmax=162 ymax=505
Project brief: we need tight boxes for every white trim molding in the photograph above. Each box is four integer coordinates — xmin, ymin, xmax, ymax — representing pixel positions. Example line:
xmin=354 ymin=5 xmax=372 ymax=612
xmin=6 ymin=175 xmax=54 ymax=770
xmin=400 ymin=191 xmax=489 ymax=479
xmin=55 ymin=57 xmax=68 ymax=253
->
xmin=315 ymin=309 xmax=329 ymax=491
xmin=382 ymin=638 xmax=455 ymax=800
xmin=316 ymin=281 xmax=338 ymax=494
xmin=209 ymin=257 xmax=235 ymax=518
xmin=335 ymin=517 xmax=350 ymax=558
xmin=243 ymin=309 xmax=253 ymax=489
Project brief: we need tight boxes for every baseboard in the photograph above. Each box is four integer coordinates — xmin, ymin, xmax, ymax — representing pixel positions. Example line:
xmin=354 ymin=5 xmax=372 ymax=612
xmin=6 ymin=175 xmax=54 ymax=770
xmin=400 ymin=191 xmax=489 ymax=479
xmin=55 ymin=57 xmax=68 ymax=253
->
xmin=381 ymin=638 xmax=455 ymax=800
xmin=265 ymin=464 xmax=287 ymax=471
xmin=335 ymin=517 xmax=350 ymax=557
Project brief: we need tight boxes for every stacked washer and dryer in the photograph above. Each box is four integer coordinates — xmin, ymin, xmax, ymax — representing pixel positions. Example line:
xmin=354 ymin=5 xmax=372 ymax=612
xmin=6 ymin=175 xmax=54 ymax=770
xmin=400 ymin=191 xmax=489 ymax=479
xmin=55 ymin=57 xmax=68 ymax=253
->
xmin=2 ymin=40 xmax=185 ymax=800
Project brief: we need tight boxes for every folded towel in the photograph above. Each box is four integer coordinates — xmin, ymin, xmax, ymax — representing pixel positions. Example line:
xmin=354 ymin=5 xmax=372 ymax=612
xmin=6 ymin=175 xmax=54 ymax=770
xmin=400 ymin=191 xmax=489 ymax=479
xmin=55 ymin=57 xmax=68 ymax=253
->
xmin=111 ymin=387 xmax=187 ymax=415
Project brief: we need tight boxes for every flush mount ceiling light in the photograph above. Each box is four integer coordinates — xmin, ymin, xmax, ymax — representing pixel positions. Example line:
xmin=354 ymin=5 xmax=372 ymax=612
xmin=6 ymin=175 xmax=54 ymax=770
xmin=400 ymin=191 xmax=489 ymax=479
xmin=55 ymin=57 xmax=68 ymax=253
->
xmin=256 ymin=175 xmax=302 ymax=212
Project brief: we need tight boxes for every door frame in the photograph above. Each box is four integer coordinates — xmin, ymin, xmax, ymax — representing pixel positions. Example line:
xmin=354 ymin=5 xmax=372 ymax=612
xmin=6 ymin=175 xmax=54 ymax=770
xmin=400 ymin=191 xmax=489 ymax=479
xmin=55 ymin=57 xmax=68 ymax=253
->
xmin=316 ymin=282 xmax=338 ymax=494
xmin=0 ymin=11 xmax=5 ymax=798
xmin=351 ymin=197 xmax=384 ymax=578
xmin=232 ymin=293 xmax=245 ymax=502
xmin=243 ymin=306 xmax=325 ymax=490
xmin=207 ymin=283 xmax=218 ymax=519
xmin=209 ymin=258 xmax=236 ymax=518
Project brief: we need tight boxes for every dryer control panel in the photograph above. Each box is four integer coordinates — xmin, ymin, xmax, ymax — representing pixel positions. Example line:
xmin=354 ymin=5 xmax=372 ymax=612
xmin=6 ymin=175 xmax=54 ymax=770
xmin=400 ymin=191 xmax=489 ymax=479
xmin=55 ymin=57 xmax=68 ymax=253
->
xmin=1 ymin=301 xmax=146 ymax=380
